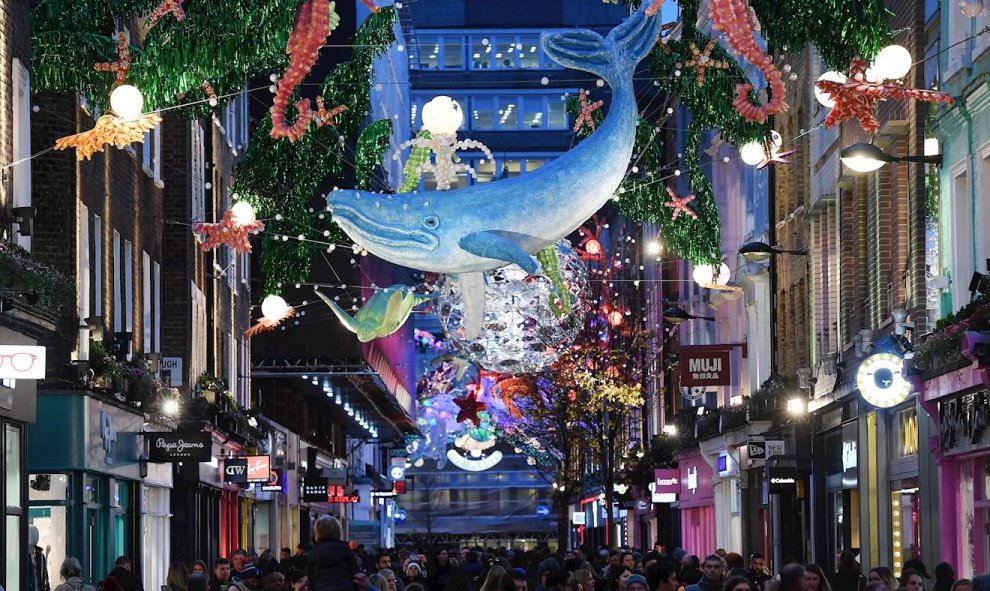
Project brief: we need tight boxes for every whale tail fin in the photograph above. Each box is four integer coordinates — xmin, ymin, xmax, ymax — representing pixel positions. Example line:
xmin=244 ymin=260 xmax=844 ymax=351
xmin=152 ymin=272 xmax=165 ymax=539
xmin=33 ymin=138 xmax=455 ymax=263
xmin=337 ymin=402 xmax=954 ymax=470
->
xmin=541 ymin=4 xmax=661 ymax=80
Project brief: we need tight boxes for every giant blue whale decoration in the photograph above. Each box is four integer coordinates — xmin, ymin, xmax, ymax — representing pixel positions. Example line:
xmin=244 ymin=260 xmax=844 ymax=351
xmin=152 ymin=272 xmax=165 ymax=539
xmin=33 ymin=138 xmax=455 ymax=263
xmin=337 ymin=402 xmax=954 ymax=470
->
xmin=327 ymin=5 xmax=661 ymax=338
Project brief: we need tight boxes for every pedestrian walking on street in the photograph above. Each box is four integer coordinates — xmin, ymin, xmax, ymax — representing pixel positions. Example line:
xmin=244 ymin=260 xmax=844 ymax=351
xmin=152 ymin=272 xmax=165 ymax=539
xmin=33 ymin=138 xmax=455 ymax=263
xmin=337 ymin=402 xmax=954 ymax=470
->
xmin=307 ymin=515 xmax=360 ymax=591
xmin=932 ymin=565 xmax=954 ymax=591
xmin=830 ymin=553 xmax=865 ymax=591
xmin=191 ymin=563 xmax=208 ymax=578
xmin=53 ymin=558 xmax=97 ymax=591
xmin=779 ymin=565 xmax=807 ymax=591
xmin=684 ymin=555 xmax=725 ymax=591
xmin=108 ymin=557 xmax=145 ymax=591
xmin=867 ymin=569 xmax=896 ymax=591
xmin=805 ymin=565 xmax=831 ymax=591
xmin=723 ymin=576 xmax=754 ymax=591
xmin=189 ymin=574 xmax=209 ymax=591
xmin=166 ymin=562 xmax=190 ymax=591
xmin=745 ymin=556 xmax=771 ymax=591
xmin=210 ymin=559 xmax=234 ymax=591
xmin=949 ymin=580 xmax=971 ymax=591
xmin=900 ymin=570 xmax=927 ymax=591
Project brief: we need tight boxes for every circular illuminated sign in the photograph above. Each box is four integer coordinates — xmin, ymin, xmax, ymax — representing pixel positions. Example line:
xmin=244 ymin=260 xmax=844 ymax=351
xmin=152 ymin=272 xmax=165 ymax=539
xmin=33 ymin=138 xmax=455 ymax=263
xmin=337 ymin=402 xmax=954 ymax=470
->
xmin=856 ymin=353 xmax=911 ymax=408
xmin=389 ymin=465 xmax=405 ymax=480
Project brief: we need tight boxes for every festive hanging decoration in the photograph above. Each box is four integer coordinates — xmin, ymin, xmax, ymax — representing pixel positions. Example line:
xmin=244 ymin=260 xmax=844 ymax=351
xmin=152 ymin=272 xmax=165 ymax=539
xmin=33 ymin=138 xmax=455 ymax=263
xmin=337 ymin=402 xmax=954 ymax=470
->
xmin=314 ymin=96 xmax=347 ymax=128
xmin=758 ymin=147 xmax=797 ymax=169
xmin=453 ymin=391 xmax=487 ymax=426
xmin=54 ymin=113 xmax=162 ymax=161
xmin=816 ymin=59 xmax=954 ymax=134
xmin=329 ymin=8 xmax=663 ymax=337
xmin=355 ymin=119 xmax=393 ymax=191
xmin=664 ymin=186 xmax=698 ymax=220
xmin=575 ymin=216 xmax=606 ymax=263
xmin=314 ymin=285 xmax=435 ymax=343
xmin=201 ymin=81 xmax=218 ymax=106
xmin=436 ymin=241 xmax=588 ymax=374
xmin=244 ymin=306 xmax=296 ymax=338
xmin=148 ymin=0 xmax=186 ymax=28
xmin=93 ymin=32 xmax=132 ymax=87
xmin=191 ymin=209 xmax=265 ymax=254
xmin=360 ymin=0 xmax=381 ymax=12
xmin=709 ymin=0 xmax=788 ymax=123
xmin=491 ymin=376 xmax=532 ymax=419
xmin=675 ymin=40 xmax=730 ymax=87
xmin=573 ymin=89 xmax=604 ymax=133
xmin=270 ymin=0 xmax=340 ymax=141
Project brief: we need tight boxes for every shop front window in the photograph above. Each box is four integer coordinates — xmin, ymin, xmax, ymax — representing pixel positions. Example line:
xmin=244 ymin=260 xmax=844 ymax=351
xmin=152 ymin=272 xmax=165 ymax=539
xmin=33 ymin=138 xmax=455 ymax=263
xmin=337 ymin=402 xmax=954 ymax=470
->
xmin=890 ymin=478 xmax=920 ymax=577
xmin=6 ymin=514 xmax=20 ymax=591
xmin=6 ymin=425 xmax=20 ymax=508
xmin=893 ymin=408 xmax=919 ymax=458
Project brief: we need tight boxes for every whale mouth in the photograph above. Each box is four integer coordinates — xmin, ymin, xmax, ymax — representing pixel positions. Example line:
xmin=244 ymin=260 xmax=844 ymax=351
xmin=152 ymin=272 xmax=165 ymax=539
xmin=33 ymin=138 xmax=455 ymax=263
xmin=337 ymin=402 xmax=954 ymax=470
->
xmin=332 ymin=205 xmax=439 ymax=251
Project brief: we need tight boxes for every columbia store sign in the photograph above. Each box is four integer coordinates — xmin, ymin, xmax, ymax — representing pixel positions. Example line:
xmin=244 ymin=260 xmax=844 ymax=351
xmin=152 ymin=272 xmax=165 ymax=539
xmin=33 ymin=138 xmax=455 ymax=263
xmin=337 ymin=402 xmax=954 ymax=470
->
xmin=148 ymin=432 xmax=212 ymax=462
xmin=679 ymin=346 xmax=732 ymax=387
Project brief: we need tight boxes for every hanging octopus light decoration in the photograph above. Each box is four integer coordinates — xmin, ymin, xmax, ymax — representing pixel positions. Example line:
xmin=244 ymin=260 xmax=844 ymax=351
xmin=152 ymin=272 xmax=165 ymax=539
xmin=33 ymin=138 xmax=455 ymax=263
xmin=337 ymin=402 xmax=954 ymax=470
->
xmin=270 ymin=0 xmax=340 ymax=142
xmin=709 ymin=0 xmax=788 ymax=123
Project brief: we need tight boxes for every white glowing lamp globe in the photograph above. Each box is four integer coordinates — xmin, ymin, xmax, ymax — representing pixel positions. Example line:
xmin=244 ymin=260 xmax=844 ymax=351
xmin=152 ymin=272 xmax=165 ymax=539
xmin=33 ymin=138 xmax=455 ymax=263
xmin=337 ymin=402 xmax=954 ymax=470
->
xmin=815 ymin=71 xmax=847 ymax=108
xmin=693 ymin=262 xmax=730 ymax=286
xmin=960 ymin=0 xmax=985 ymax=17
xmin=261 ymin=294 xmax=290 ymax=322
xmin=230 ymin=201 xmax=256 ymax=225
xmin=110 ymin=84 xmax=145 ymax=121
xmin=421 ymin=96 xmax=463 ymax=135
xmin=873 ymin=45 xmax=913 ymax=81
xmin=739 ymin=141 xmax=765 ymax=166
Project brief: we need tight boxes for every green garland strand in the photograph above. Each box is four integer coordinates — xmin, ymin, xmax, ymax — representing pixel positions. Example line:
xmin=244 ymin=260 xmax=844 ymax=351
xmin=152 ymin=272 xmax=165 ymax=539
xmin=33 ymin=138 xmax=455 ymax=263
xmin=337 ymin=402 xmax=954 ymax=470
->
xmin=233 ymin=7 xmax=397 ymax=295
xmin=32 ymin=0 xmax=299 ymax=116
xmin=355 ymin=119 xmax=394 ymax=191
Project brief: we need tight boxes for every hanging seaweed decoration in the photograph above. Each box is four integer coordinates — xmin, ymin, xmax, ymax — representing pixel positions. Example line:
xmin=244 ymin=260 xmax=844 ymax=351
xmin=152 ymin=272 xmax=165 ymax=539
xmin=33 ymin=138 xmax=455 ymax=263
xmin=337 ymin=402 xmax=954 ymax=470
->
xmin=31 ymin=0 xmax=300 ymax=117
xmin=354 ymin=119 xmax=394 ymax=191
xmin=232 ymin=7 xmax=397 ymax=295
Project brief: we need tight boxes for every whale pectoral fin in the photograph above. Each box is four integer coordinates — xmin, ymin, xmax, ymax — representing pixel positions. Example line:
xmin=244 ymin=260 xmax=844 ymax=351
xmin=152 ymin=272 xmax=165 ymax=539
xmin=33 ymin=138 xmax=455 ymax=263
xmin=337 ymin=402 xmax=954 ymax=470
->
xmin=459 ymin=231 xmax=539 ymax=274
xmin=450 ymin=272 xmax=486 ymax=340
xmin=315 ymin=287 xmax=361 ymax=335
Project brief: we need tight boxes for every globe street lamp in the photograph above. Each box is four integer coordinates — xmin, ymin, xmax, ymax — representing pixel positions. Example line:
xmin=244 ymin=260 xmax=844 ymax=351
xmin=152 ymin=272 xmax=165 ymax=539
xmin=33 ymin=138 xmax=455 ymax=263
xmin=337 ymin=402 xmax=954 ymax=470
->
xmin=663 ymin=305 xmax=715 ymax=325
xmin=840 ymin=143 xmax=942 ymax=173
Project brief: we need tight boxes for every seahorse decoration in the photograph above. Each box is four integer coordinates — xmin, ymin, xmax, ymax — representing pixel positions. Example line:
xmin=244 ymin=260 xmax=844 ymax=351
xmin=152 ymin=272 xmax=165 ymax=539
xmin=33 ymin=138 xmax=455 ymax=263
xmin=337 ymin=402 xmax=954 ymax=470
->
xmin=709 ymin=0 xmax=788 ymax=123
xmin=270 ymin=0 xmax=340 ymax=142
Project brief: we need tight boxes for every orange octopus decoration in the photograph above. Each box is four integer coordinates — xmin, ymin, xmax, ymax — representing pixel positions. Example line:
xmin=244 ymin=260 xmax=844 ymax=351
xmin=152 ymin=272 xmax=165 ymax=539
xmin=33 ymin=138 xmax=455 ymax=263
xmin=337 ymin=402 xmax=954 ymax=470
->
xmin=709 ymin=0 xmax=788 ymax=123
xmin=270 ymin=0 xmax=339 ymax=142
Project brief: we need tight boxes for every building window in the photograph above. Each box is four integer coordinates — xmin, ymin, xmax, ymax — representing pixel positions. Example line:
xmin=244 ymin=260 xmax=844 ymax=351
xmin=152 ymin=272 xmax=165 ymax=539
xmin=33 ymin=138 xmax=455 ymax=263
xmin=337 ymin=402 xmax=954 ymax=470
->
xmin=124 ymin=239 xmax=133 ymax=333
xmin=142 ymin=127 xmax=163 ymax=186
xmin=191 ymin=122 xmax=207 ymax=224
xmin=893 ymin=408 xmax=918 ymax=458
xmin=153 ymin=262 xmax=161 ymax=352
xmin=11 ymin=58 xmax=31 ymax=251
xmin=419 ymin=156 xmax=553 ymax=190
xmin=113 ymin=231 xmax=122 ymax=332
xmin=191 ymin=282 xmax=207 ymax=383
xmin=497 ymin=98 xmax=518 ymax=130
xmin=143 ymin=252 xmax=152 ymax=353
xmin=412 ymin=92 xmax=571 ymax=132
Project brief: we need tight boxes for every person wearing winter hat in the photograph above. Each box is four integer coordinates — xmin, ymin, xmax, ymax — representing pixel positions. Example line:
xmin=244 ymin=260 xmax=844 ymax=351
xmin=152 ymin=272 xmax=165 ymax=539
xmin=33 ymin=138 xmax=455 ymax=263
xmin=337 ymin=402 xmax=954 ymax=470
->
xmin=627 ymin=575 xmax=649 ymax=591
xmin=535 ymin=559 xmax=562 ymax=591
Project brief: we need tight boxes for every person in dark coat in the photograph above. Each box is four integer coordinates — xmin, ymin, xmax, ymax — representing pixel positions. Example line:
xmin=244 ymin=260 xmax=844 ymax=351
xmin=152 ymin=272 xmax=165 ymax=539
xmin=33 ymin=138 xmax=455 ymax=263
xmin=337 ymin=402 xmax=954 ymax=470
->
xmin=829 ymin=552 xmax=865 ymax=591
xmin=107 ymin=557 xmax=144 ymax=591
xmin=307 ymin=516 xmax=359 ymax=591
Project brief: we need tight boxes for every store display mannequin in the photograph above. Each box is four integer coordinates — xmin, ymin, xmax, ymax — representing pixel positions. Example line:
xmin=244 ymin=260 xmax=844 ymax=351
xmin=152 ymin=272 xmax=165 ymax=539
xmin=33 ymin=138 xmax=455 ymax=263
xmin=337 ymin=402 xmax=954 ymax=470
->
xmin=28 ymin=526 xmax=50 ymax=591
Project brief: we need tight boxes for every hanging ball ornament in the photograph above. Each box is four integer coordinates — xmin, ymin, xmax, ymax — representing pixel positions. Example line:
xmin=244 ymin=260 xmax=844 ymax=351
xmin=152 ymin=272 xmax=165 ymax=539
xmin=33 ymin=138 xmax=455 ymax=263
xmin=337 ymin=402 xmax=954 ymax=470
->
xmin=815 ymin=71 xmax=847 ymax=108
xmin=110 ymin=84 xmax=144 ymax=121
xmin=873 ymin=44 xmax=913 ymax=81
xmin=436 ymin=240 xmax=588 ymax=374
xmin=739 ymin=141 xmax=766 ymax=166
xmin=961 ymin=0 xmax=985 ymax=16
xmin=261 ymin=294 xmax=290 ymax=322
xmin=230 ymin=201 xmax=257 ymax=225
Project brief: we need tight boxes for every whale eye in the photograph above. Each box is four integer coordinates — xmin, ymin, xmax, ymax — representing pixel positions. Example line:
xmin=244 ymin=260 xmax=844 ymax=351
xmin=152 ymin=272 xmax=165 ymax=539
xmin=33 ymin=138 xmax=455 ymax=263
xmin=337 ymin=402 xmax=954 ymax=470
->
xmin=423 ymin=215 xmax=440 ymax=230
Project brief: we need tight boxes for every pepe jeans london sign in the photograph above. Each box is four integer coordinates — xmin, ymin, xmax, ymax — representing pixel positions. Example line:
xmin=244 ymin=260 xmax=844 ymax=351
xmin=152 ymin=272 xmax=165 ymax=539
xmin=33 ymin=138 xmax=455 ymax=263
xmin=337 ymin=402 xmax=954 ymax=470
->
xmin=680 ymin=346 xmax=732 ymax=387
xmin=148 ymin=432 xmax=212 ymax=462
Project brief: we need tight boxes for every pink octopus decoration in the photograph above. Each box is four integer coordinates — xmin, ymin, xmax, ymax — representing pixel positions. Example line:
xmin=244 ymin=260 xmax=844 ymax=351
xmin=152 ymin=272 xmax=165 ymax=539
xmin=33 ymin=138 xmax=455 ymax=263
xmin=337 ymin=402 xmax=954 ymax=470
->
xmin=270 ymin=0 xmax=335 ymax=142
xmin=709 ymin=0 xmax=788 ymax=123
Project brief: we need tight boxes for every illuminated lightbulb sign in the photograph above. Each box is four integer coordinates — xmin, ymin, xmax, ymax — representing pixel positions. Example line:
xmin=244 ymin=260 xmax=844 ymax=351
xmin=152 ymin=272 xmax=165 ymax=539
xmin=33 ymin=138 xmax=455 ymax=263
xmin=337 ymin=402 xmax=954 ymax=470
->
xmin=856 ymin=353 xmax=912 ymax=408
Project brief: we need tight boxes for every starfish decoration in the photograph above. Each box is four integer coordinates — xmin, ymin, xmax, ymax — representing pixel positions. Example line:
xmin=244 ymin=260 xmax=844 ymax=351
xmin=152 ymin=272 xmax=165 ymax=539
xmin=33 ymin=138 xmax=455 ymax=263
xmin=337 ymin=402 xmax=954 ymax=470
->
xmin=191 ymin=209 xmax=265 ymax=254
xmin=360 ymin=0 xmax=381 ymax=12
xmin=94 ymin=33 xmax=132 ymax=87
xmin=757 ymin=148 xmax=797 ymax=169
xmin=314 ymin=96 xmax=348 ymax=128
xmin=817 ymin=59 xmax=954 ymax=134
xmin=148 ymin=0 xmax=186 ymax=28
xmin=573 ymin=89 xmax=604 ymax=133
xmin=675 ymin=39 xmax=731 ymax=87
xmin=664 ymin=186 xmax=697 ymax=220
xmin=655 ymin=21 xmax=678 ymax=54
xmin=244 ymin=307 xmax=295 ymax=338
xmin=54 ymin=113 xmax=161 ymax=160
xmin=453 ymin=391 xmax=487 ymax=426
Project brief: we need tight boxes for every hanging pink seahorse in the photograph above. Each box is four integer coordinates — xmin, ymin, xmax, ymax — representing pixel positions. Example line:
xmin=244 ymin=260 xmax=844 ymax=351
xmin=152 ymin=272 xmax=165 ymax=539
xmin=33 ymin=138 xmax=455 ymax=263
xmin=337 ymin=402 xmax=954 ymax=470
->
xmin=709 ymin=0 xmax=788 ymax=123
xmin=270 ymin=0 xmax=334 ymax=142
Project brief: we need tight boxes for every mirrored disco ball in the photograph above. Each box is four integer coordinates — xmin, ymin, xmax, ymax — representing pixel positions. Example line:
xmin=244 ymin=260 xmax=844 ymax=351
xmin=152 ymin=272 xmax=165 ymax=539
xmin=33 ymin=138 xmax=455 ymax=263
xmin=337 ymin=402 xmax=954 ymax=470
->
xmin=437 ymin=240 xmax=588 ymax=373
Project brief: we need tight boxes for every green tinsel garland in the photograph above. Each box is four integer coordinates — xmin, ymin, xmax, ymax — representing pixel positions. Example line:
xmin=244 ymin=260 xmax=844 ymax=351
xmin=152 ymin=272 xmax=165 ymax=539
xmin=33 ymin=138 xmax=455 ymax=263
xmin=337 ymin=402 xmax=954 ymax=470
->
xmin=32 ymin=0 xmax=299 ymax=117
xmin=233 ymin=7 xmax=397 ymax=295
xmin=355 ymin=119 xmax=394 ymax=191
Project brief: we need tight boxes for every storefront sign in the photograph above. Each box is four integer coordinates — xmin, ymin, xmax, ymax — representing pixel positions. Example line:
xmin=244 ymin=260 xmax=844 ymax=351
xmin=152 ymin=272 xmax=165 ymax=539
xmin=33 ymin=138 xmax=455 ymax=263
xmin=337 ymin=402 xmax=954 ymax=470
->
xmin=245 ymin=455 xmax=271 ymax=483
xmin=395 ymin=509 xmax=407 ymax=523
xmin=303 ymin=478 xmax=330 ymax=501
xmin=654 ymin=469 xmax=680 ymax=494
xmin=768 ymin=467 xmax=798 ymax=494
xmin=856 ymin=353 xmax=912 ymax=408
xmin=328 ymin=485 xmax=360 ymax=503
xmin=223 ymin=458 xmax=249 ymax=483
xmin=680 ymin=346 xmax=732 ymax=387
xmin=571 ymin=512 xmax=586 ymax=525
xmin=939 ymin=390 xmax=990 ymax=450
xmin=0 ymin=345 xmax=46 ymax=380
xmin=148 ymin=431 xmax=211 ymax=462
xmin=717 ymin=454 xmax=728 ymax=473
xmin=260 ymin=468 xmax=285 ymax=492
xmin=747 ymin=440 xmax=785 ymax=461
xmin=159 ymin=357 xmax=183 ymax=386
xmin=679 ymin=453 xmax=715 ymax=508
xmin=100 ymin=411 xmax=117 ymax=465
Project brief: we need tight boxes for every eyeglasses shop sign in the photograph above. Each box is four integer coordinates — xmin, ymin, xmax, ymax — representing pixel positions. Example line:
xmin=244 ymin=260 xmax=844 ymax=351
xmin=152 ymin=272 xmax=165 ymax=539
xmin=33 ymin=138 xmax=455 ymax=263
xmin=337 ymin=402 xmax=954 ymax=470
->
xmin=679 ymin=346 xmax=731 ymax=387
xmin=148 ymin=432 xmax=212 ymax=462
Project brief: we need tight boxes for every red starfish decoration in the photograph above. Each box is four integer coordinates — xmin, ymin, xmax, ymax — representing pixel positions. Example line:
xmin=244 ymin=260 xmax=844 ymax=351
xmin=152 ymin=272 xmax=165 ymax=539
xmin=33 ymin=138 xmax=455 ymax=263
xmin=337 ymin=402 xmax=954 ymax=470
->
xmin=314 ymin=96 xmax=348 ymax=128
xmin=192 ymin=209 xmax=265 ymax=253
xmin=757 ymin=148 xmax=797 ymax=169
xmin=453 ymin=391 xmax=487 ymax=426
xmin=148 ymin=0 xmax=186 ymax=28
xmin=817 ymin=59 xmax=954 ymax=134
xmin=664 ymin=186 xmax=697 ymax=220
xmin=94 ymin=33 xmax=132 ymax=87
xmin=573 ymin=89 xmax=604 ymax=133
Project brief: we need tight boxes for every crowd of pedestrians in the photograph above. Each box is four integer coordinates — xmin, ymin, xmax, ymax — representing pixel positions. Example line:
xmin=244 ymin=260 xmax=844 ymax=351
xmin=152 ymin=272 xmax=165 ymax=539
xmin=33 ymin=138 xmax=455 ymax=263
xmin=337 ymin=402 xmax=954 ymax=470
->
xmin=47 ymin=523 xmax=990 ymax=591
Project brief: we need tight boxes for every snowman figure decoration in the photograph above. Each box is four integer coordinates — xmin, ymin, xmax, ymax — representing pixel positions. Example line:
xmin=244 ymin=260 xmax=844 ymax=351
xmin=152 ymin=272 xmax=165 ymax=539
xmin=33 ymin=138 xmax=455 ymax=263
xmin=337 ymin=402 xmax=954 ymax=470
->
xmin=394 ymin=96 xmax=495 ymax=191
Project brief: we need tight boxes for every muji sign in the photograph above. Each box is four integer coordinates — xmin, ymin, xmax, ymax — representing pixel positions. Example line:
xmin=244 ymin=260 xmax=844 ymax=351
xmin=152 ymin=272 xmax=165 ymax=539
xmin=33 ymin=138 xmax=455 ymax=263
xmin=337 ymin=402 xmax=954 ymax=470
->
xmin=679 ymin=345 xmax=733 ymax=387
